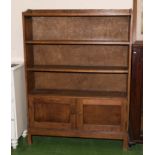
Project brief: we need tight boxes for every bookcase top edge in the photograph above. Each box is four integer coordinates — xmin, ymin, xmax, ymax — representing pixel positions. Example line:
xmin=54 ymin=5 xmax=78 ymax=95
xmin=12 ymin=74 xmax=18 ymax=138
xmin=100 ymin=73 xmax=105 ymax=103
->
xmin=23 ymin=9 xmax=132 ymax=16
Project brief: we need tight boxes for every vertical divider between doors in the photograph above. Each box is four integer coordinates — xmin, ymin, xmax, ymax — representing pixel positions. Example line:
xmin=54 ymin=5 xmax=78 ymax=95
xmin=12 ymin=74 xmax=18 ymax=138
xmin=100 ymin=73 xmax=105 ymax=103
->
xmin=76 ymin=99 xmax=83 ymax=130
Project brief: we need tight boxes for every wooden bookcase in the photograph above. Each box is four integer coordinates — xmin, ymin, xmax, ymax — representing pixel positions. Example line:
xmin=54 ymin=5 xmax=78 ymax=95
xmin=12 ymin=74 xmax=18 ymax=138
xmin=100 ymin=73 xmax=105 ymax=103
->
xmin=23 ymin=9 xmax=133 ymax=149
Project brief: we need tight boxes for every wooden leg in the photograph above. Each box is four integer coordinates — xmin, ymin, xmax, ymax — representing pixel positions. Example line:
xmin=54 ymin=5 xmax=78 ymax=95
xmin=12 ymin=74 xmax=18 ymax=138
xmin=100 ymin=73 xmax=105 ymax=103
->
xmin=28 ymin=134 xmax=32 ymax=144
xmin=123 ymin=134 xmax=128 ymax=150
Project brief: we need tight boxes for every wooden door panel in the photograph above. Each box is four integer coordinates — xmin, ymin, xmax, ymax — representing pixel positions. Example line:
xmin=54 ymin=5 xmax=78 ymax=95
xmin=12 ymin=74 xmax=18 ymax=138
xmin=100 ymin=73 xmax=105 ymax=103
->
xmin=83 ymin=105 xmax=121 ymax=125
xmin=77 ymin=98 xmax=126 ymax=132
xmin=29 ymin=95 xmax=76 ymax=130
xmin=34 ymin=101 xmax=70 ymax=123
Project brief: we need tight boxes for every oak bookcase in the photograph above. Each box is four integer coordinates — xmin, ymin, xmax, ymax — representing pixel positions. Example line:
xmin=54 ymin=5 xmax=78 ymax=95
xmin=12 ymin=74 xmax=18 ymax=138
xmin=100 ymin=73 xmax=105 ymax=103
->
xmin=23 ymin=9 xmax=133 ymax=149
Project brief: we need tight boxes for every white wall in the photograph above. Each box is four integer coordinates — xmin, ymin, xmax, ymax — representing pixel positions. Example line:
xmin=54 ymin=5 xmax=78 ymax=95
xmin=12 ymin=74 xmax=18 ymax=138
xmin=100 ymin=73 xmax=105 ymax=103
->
xmin=11 ymin=0 xmax=132 ymax=63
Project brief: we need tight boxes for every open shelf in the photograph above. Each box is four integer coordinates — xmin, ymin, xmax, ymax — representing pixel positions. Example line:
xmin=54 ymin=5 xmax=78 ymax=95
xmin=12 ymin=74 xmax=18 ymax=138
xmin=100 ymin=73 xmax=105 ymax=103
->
xmin=30 ymin=89 xmax=127 ymax=98
xmin=25 ymin=40 xmax=130 ymax=45
xmin=27 ymin=65 xmax=128 ymax=74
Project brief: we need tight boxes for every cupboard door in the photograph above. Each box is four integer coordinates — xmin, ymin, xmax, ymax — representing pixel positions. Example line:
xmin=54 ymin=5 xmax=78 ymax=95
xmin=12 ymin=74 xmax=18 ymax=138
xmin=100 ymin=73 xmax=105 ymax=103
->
xmin=29 ymin=95 xmax=76 ymax=130
xmin=77 ymin=98 xmax=126 ymax=132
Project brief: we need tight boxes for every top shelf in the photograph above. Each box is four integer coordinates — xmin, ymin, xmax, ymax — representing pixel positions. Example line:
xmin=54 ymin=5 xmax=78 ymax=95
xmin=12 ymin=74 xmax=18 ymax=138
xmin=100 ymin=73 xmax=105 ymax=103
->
xmin=25 ymin=40 xmax=130 ymax=45
xmin=23 ymin=9 xmax=132 ymax=17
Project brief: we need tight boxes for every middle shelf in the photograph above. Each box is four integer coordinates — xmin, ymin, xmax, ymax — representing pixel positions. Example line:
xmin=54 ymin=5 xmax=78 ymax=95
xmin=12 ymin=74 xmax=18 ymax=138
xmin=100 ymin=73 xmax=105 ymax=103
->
xmin=29 ymin=89 xmax=127 ymax=98
xmin=27 ymin=65 xmax=128 ymax=74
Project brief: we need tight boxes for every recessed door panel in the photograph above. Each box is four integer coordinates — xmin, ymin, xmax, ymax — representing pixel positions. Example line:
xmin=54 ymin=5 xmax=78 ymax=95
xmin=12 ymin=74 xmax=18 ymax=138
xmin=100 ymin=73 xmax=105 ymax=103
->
xmin=29 ymin=95 xmax=76 ymax=130
xmin=77 ymin=98 xmax=126 ymax=132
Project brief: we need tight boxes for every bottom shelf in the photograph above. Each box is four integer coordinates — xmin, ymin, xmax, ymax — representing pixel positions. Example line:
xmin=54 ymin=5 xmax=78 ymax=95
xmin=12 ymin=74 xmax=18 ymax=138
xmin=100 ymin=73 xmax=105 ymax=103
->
xmin=30 ymin=89 xmax=127 ymax=98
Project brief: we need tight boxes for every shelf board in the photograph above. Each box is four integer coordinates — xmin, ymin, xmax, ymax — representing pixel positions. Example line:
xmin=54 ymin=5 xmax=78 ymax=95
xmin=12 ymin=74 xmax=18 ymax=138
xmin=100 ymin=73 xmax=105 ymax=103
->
xmin=23 ymin=9 xmax=132 ymax=17
xmin=27 ymin=65 xmax=128 ymax=74
xmin=30 ymin=89 xmax=127 ymax=98
xmin=25 ymin=40 xmax=130 ymax=45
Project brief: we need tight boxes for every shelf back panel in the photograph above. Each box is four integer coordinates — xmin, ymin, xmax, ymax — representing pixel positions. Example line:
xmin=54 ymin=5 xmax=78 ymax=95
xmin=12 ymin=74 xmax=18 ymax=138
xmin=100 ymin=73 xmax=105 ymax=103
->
xmin=32 ymin=16 xmax=130 ymax=41
xmin=32 ymin=45 xmax=128 ymax=67
xmin=33 ymin=72 xmax=127 ymax=92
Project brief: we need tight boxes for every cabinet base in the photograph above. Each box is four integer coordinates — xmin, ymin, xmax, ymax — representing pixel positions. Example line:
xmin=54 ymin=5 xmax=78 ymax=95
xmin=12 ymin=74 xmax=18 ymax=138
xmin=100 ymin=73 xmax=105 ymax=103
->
xmin=28 ymin=128 xmax=128 ymax=149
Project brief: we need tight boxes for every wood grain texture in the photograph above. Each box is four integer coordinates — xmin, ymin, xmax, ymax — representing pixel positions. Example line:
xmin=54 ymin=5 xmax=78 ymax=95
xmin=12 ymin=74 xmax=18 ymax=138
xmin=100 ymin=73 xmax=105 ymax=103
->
xmin=78 ymin=98 xmax=126 ymax=132
xmin=29 ymin=127 xmax=126 ymax=139
xmin=126 ymin=10 xmax=133 ymax=138
xmin=34 ymin=72 xmax=128 ymax=92
xmin=32 ymin=17 xmax=130 ymax=41
xmin=22 ymin=16 xmax=34 ymax=146
xmin=83 ymin=105 xmax=121 ymax=125
xmin=23 ymin=9 xmax=133 ymax=149
xmin=32 ymin=45 xmax=129 ymax=67
xmin=26 ymin=40 xmax=130 ymax=45
xmin=27 ymin=66 xmax=128 ymax=74
xmin=30 ymin=90 xmax=127 ymax=98
xmin=23 ymin=9 xmax=132 ymax=16
xmin=29 ymin=96 xmax=76 ymax=130
xmin=129 ymin=42 xmax=143 ymax=143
